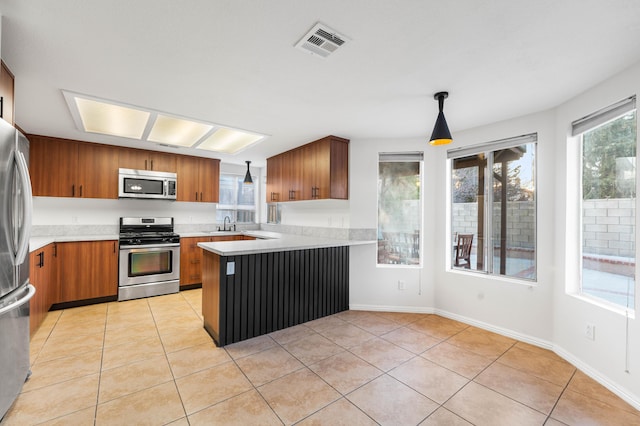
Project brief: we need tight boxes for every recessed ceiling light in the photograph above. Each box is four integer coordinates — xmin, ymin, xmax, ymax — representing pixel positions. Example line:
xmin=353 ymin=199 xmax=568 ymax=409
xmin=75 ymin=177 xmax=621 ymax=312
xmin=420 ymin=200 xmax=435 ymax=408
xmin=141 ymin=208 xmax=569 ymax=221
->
xmin=62 ymin=90 xmax=269 ymax=154
xmin=147 ymin=114 xmax=213 ymax=147
xmin=74 ymin=97 xmax=150 ymax=139
xmin=197 ymin=128 xmax=265 ymax=154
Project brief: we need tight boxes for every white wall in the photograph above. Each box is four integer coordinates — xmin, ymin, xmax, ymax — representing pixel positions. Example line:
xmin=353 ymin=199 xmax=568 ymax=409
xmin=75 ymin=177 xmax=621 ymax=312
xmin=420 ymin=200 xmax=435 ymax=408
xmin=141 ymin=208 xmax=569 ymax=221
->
xmin=301 ymin=62 xmax=640 ymax=407
xmin=553 ymin=61 xmax=640 ymax=407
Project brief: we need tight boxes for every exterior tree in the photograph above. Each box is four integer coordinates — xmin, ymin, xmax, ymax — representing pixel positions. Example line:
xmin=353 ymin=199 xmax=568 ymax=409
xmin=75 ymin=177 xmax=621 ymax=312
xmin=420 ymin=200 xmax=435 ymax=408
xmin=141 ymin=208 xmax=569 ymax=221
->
xmin=582 ymin=111 xmax=637 ymax=199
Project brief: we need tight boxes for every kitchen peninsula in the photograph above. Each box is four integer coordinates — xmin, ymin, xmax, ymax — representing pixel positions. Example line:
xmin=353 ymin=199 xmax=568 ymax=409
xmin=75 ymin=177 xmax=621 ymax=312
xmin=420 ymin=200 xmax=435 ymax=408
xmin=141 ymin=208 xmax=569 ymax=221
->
xmin=198 ymin=232 xmax=367 ymax=346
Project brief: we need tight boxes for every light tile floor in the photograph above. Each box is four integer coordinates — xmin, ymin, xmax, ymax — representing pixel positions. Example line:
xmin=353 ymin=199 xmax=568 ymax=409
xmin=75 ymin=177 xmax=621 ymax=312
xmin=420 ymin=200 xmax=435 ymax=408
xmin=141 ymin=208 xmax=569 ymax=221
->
xmin=4 ymin=289 xmax=639 ymax=425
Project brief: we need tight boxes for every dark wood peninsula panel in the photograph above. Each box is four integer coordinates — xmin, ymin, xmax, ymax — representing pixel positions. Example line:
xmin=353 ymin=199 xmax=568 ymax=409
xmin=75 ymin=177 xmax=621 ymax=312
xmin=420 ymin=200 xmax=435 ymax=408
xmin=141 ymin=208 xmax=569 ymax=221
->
xmin=202 ymin=246 xmax=349 ymax=346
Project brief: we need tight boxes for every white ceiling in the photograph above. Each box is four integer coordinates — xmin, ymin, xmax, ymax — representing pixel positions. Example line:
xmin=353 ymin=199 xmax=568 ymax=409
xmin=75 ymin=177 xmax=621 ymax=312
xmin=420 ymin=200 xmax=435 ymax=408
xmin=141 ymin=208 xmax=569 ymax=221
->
xmin=1 ymin=0 xmax=640 ymax=167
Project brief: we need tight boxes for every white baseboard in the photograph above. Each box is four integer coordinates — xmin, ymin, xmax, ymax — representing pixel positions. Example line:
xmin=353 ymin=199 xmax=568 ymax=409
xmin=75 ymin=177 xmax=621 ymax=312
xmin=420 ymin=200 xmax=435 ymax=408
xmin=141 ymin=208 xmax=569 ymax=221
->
xmin=346 ymin=303 xmax=640 ymax=410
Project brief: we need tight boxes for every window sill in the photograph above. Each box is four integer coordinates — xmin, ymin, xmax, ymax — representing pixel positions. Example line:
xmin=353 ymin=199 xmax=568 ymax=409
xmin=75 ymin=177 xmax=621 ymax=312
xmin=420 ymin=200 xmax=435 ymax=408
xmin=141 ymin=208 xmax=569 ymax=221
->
xmin=569 ymin=292 xmax=636 ymax=318
xmin=447 ymin=267 xmax=538 ymax=288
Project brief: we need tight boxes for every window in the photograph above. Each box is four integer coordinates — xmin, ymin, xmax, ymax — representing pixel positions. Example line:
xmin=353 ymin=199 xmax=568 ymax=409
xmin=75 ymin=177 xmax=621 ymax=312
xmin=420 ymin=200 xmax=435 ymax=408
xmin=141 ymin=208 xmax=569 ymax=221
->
xmin=216 ymin=173 xmax=257 ymax=223
xmin=377 ymin=152 xmax=423 ymax=266
xmin=449 ymin=134 xmax=537 ymax=280
xmin=573 ymin=96 xmax=636 ymax=310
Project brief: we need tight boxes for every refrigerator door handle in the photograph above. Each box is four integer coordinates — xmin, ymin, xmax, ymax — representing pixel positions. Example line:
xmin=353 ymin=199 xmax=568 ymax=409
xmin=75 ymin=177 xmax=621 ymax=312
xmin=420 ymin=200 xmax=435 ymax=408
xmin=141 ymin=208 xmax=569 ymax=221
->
xmin=13 ymin=149 xmax=33 ymax=266
xmin=0 ymin=284 xmax=35 ymax=316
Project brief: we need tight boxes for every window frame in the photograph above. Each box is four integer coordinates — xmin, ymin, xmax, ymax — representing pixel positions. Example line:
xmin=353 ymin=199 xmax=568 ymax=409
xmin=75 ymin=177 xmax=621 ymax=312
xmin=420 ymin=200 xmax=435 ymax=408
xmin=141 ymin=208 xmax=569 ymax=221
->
xmin=216 ymin=172 xmax=258 ymax=224
xmin=448 ymin=134 xmax=538 ymax=282
xmin=376 ymin=152 xmax=424 ymax=268
xmin=572 ymin=96 xmax=637 ymax=313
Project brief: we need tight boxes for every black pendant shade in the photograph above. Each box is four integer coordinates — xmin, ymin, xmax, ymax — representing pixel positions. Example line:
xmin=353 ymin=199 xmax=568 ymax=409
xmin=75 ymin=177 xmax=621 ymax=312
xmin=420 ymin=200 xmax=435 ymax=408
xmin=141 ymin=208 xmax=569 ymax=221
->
xmin=429 ymin=91 xmax=453 ymax=146
xmin=243 ymin=160 xmax=253 ymax=184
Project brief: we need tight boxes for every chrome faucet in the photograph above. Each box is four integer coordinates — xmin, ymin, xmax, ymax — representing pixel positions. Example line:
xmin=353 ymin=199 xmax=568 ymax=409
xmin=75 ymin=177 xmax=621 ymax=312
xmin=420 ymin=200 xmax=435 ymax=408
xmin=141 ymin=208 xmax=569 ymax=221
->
xmin=223 ymin=216 xmax=231 ymax=231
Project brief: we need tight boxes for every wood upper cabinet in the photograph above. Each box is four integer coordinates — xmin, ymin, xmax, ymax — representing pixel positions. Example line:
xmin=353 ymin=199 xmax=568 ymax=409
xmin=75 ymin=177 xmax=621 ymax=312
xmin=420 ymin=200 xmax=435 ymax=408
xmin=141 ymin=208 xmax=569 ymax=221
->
xmin=266 ymin=155 xmax=283 ymax=202
xmin=118 ymin=148 xmax=176 ymax=173
xmin=29 ymin=243 xmax=58 ymax=336
xmin=57 ymin=240 xmax=118 ymax=303
xmin=0 ymin=60 xmax=15 ymax=126
xmin=29 ymin=135 xmax=119 ymax=198
xmin=176 ymin=155 xmax=220 ymax=202
xmin=267 ymin=135 xmax=349 ymax=202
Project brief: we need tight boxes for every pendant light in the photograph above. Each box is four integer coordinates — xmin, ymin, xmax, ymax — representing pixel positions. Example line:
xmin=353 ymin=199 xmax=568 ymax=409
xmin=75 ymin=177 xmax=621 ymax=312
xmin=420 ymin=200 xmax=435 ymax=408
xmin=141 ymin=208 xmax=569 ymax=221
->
xmin=429 ymin=91 xmax=453 ymax=146
xmin=243 ymin=161 xmax=253 ymax=184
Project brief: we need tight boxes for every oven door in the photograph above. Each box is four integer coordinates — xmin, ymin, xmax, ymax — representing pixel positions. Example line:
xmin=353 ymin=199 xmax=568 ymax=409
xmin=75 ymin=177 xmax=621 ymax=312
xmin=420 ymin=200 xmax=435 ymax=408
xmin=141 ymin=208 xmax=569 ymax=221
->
xmin=119 ymin=243 xmax=180 ymax=287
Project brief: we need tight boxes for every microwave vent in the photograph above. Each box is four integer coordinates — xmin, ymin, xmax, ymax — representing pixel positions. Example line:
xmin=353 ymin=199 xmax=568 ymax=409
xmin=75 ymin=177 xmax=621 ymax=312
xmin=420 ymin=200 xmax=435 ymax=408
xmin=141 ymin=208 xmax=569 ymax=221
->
xmin=295 ymin=22 xmax=349 ymax=58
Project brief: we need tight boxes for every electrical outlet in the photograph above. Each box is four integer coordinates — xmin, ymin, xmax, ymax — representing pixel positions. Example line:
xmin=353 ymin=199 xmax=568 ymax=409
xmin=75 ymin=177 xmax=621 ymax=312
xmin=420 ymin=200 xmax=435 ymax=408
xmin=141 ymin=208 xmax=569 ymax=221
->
xmin=585 ymin=323 xmax=596 ymax=340
xmin=398 ymin=280 xmax=406 ymax=290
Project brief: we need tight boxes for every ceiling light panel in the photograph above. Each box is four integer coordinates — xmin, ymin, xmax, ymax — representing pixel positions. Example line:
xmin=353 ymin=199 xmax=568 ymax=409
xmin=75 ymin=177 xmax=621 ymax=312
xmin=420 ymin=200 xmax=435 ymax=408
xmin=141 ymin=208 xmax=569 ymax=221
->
xmin=75 ymin=97 xmax=150 ymax=139
xmin=147 ymin=115 xmax=213 ymax=147
xmin=197 ymin=128 xmax=265 ymax=154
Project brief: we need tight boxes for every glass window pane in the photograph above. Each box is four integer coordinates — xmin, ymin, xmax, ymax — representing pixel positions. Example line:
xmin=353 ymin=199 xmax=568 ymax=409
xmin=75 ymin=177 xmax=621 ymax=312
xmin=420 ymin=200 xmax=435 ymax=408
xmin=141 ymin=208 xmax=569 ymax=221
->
xmin=451 ymin=155 xmax=486 ymax=272
xmin=581 ymin=110 xmax=636 ymax=309
xmin=450 ymin=137 xmax=537 ymax=281
xmin=216 ymin=173 xmax=257 ymax=224
xmin=491 ymin=144 xmax=536 ymax=279
xmin=377 ymin=160 xmax=422 ymax=266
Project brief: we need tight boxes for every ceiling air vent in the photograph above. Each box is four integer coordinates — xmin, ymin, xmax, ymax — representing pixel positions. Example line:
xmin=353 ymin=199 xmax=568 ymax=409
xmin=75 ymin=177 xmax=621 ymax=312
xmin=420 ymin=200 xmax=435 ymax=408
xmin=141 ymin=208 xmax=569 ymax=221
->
xmin=295 ymin=22 xmax=349 ymax=58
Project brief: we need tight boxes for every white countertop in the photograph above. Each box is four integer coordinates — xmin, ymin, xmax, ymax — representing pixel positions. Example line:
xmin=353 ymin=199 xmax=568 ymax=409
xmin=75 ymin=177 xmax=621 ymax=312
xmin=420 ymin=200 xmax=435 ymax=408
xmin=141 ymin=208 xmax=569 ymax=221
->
xmin=198 ymin=231 xmax=374 ymax=256
xmin=30 ymin=234 xmax=119 ymax=252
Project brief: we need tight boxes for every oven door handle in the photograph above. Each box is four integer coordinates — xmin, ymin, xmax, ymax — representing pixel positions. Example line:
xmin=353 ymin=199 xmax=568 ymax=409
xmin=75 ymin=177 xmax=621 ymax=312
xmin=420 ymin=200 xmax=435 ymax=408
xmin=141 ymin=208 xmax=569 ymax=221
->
xmin=119 ymin=243 xmax=180 ymax=250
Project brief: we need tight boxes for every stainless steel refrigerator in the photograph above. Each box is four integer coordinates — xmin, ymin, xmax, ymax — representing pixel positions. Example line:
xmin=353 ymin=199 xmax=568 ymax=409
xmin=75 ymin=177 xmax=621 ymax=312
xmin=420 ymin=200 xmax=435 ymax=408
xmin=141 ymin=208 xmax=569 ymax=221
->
xmin=0 ymin=118 xmax=35 ymax=420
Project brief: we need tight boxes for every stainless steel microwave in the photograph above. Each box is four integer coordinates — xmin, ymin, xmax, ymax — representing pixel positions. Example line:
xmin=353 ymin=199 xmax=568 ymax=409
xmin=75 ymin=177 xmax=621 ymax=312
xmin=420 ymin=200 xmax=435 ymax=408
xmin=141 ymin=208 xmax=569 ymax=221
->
xmin=118 ymin=168 xmax=177 ymax=200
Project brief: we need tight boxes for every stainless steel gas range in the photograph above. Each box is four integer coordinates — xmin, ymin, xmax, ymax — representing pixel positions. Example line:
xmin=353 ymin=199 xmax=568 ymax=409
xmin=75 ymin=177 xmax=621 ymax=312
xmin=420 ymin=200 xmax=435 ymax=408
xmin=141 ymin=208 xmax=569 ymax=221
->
xmin=118 ymin=217 xmax=180 ymax=301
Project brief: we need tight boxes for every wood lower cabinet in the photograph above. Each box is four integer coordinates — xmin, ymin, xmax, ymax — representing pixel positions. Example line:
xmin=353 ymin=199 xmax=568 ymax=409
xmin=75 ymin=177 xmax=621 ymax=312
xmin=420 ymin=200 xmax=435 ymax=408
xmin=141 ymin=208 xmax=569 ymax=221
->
xmin=118 ymin=147 xmax=176 ymax=172
xmin=176 ymin=156 xmax=220 ymax=202
xmin=266 ymin=135 xmax=349 ymax=203
xmin=29 ymin=243 xmax=57 ymax=336
xmin=0 ymin=60 xmax=15 ymax=126
xmin=29 ymin=135 xmax=119 ymax=198
xmin=57 ymin=240 xmax=118 ymax=303
xmin=180 ymin=235 xmax=254 ymax=287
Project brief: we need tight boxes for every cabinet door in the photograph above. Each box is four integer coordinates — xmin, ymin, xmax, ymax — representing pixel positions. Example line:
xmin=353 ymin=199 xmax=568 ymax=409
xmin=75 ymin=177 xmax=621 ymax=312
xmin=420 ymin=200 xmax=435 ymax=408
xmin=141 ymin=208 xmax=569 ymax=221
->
xmin=29 ymin=250 xmax=44 ymax=336
xmin=198 ymin=158 xmax=220 ymax=203
xmin=288 ymin=148 xmax=304 ymax=201
xmin=118 ymin=147 xmax=150 ymax=170
xmin=29 ymin=244 xmax=58 ymax=336
xmin=314 ymin=138 xmax=332 ymax=200
xmin=77 ymin=143 xmax=119 ymax=198
xmin=0 ymin=61 xmax=15 ymax=125
xmin=176 ymin=155 xmax=200 ymax=202
xmin=329 ymin=137 xmax=349 ymax=199
xmin=266 ymin=155 xmax=283 ymax=202
xmin=149 ymin=151 xmax=177 ymax=173
xmin=58 ymin=241 xmax=118 ymax=302
xmin=29 ymin=136 xmax=78 ymax=197
xmin=180 ymin=237 xmax=208 ymax=286
xmin=302 ymin=143 xmax=318 ymax=200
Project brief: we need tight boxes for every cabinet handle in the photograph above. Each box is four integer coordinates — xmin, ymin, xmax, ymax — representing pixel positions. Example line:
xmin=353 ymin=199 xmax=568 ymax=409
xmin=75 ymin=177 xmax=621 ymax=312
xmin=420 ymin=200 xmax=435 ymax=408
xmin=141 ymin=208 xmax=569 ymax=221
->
xmin=0 ymin=96 xmax=3 ymax=118
xmin=113 ymin=242 xmax=116 ymax=253
xmin=38 ymin=251 xmax=44 ymax=268
xmin=53 ymin=243 xmax=57 ymax=257
xmin=72 ymin=184 xmax=75 ymax=197
xmin=195 ymin=192 xmax=198 ymax=201
xmin=145 ymin=159 xmax=148 ymax=170
xmin=200 ymin=192 xmax=203 ymax=201
xmin=150 ymin=160 xmax=154 ymax=170
xmin=79 ymin=185 xmax=83 ymax=197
